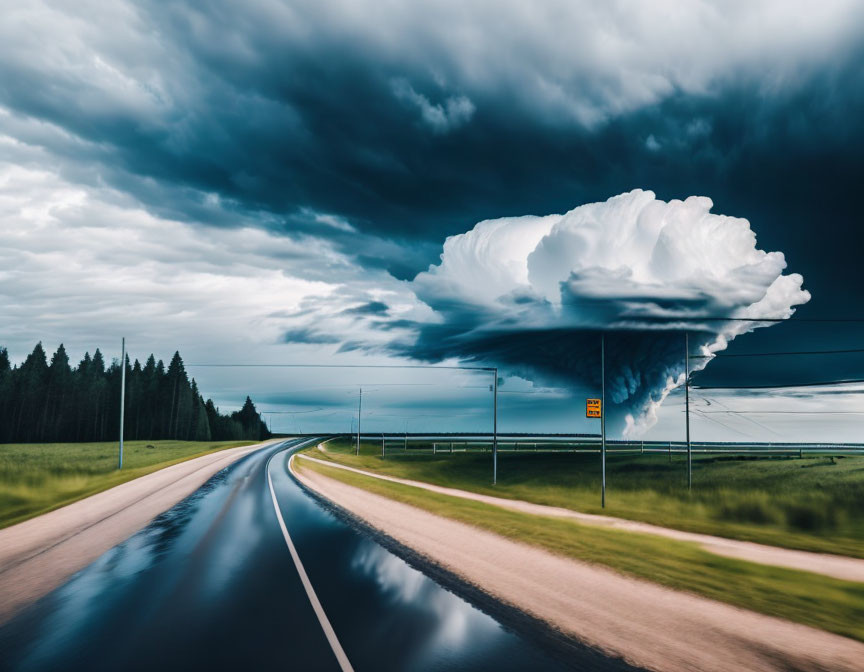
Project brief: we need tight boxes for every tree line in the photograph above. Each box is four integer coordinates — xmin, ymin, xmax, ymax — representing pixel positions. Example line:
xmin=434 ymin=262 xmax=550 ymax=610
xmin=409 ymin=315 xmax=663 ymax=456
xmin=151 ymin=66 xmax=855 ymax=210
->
xmin=0 ymin=343 xmax=269 ymax=444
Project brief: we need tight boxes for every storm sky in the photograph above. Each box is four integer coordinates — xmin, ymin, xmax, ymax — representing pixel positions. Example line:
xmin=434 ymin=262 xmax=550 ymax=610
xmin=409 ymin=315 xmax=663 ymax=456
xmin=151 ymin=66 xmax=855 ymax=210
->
xmin=2 ymin=0 xmax=863 ymax=438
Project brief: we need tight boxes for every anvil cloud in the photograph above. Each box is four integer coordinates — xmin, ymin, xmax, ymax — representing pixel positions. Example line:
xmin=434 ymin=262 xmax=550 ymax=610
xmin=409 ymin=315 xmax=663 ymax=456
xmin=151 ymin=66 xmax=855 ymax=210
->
xmin=383 ymin=190 xmax=811 ymax=434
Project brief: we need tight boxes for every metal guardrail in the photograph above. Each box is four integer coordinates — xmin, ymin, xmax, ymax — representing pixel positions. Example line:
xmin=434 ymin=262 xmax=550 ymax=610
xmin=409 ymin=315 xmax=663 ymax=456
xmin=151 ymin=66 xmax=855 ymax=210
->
xmin=356 ymin=434 xmax=864 ymax=456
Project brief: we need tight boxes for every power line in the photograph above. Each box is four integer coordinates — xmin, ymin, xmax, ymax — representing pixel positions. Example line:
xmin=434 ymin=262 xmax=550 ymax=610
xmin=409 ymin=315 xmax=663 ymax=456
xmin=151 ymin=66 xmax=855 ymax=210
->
xmin=692 ymin=408 xmax=750 ymax=438
xmin=695 ymin=378 xmax=864 ymax=390
xmin=697 ymin=410 xmax=864 ymax=415
xmin=699 ymin=395 xmax=781 ymax=437
xmin=372 ymin=411 xmax=481 ymax=418
xmin=690 ymin=348 xmax=864 ymax=359
xmin=615 ymin=316 xmax=864 ymax=323
xmin=186 ymin=363 xmax=495 ymax=371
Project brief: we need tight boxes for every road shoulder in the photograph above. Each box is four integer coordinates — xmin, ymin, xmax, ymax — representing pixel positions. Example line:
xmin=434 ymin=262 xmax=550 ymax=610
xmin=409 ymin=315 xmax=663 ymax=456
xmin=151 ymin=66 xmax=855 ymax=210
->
xmin=291 ymin=455 xmax=864 ymax=672
xmin=296 ymin=453 xmax=864 ymax=582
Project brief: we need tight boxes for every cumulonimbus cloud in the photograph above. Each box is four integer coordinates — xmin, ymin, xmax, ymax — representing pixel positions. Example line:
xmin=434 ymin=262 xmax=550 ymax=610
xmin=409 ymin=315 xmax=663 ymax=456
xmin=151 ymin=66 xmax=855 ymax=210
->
xmin=383 ymin=189 xmax=811 ymax=435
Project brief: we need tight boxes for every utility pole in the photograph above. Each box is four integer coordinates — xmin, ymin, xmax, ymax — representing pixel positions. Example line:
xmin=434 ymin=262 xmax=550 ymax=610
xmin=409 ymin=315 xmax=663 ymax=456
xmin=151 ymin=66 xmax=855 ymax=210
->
xmin=118 ymin=337 xmax=126 ymax=470
xmin=356 ymin=387 xmax=362 ymax=456
xmin=492 ymin=367 xmax=498 ymax=485
xmin=382 ymin=432 xmax=385 ymax=460
xmin=685 ymin=332 xmax=692 ymax=490
xmin=601 ymin=333 xmax=606 ymax=508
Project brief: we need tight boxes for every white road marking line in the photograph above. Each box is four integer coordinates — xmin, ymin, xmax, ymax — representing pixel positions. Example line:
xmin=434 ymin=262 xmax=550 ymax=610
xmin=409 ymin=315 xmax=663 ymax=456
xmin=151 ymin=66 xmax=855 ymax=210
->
xmin=267 ymin=452 xmax=354 ymax=672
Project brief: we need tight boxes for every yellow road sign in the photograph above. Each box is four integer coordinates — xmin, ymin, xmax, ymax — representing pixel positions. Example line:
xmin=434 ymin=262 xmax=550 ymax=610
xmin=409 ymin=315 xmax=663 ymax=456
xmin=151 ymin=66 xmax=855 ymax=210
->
xmin=586 ymin=398 xmax=602 ymax=418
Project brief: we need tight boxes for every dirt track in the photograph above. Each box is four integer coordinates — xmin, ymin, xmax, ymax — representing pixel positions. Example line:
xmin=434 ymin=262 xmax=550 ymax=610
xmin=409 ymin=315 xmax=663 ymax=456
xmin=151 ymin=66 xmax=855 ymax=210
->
xmin=0 ymin=440 xmax=272 ymax=624
xmin=292 ymin=456 xmax=864 ymax=672
xmin=297 ymin=453 xmax=864 ymax=582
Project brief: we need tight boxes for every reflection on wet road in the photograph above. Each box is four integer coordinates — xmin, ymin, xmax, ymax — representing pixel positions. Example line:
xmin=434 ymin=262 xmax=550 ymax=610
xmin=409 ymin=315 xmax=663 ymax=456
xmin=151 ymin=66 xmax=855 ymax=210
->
xmin=0 ymin=439 xmax=630 ymax=671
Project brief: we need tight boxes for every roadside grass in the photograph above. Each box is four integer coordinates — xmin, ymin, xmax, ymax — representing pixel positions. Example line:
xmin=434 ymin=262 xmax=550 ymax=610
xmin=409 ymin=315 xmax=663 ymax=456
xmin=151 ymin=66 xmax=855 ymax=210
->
xmin=307 ymin=439 xmax=864 ymax=558
xmin=297 ymin=457 xmax=864 ymax=643
xmin=0 ymin=440 xmax=256 ymax=529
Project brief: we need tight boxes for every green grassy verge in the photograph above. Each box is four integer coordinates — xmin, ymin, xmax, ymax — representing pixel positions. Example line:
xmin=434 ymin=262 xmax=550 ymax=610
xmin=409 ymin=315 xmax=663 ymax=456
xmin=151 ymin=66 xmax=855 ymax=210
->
xmin=0 ymin=440 xmax=256 ymax=528
xmin=309 ymin=439 xmax=864 ymax=557
xmin=297 ymin=456 xmax=864 ymax=642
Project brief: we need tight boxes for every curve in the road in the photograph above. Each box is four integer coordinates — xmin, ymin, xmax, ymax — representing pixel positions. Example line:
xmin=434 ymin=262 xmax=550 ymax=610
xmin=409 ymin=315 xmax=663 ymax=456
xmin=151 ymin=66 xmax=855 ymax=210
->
xmin=0 ymin=439 xmax=634 ymax=672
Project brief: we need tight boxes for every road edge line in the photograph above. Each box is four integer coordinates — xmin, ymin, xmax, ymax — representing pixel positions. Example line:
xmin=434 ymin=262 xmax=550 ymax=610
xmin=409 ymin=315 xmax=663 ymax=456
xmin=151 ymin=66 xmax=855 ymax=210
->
xmin=267 ymin=450 xmax=354 ymax=672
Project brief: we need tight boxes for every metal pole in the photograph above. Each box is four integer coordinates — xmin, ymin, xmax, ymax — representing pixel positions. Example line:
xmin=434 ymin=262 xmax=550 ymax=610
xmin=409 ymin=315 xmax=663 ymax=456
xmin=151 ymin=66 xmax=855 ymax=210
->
xmin=685 ymin=332 xmax=692 ymax=490
xmin=601 ymin=334 xmax=606 ymax=508
xmin=118 ymin=337 xmax=126 ymax=470
xmin=356 ymin=387 xmax=362 ymax=455
xmin=382 ymin=432 xmax=385 ymax=460
xmin=493 ymin=367 xmax=498 ymax=485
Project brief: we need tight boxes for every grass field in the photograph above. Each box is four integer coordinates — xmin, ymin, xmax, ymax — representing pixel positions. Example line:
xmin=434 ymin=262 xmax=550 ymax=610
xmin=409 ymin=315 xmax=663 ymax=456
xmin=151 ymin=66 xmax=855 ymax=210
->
xmin=308 ymin=439 xmax=864 ymax=557
xmin=0 ymin=440 xmax=256 ymax=529
xmin=296 ymin=457 xmax=864 ymax=642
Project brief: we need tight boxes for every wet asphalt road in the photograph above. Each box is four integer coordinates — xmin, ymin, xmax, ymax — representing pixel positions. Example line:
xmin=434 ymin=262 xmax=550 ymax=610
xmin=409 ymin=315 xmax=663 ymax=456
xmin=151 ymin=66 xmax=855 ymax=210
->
xmin=0 ymin=439 xmax=634 ymax=672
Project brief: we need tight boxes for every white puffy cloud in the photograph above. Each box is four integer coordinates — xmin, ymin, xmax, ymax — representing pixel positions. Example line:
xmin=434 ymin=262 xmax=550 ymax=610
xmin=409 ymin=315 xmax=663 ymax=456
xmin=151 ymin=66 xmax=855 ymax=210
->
xmin=0 ymin=155 xmax=342 ymax=362
xmin=0 ymin=135 xmax=444 ymax=419
xmin=402 ymin=190 xmax=811 ymax=435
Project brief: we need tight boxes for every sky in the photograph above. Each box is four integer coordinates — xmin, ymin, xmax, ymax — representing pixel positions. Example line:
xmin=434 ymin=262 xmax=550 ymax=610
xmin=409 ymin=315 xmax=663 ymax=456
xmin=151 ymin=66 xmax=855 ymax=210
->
xmin=2 ymin=0 xmax=864 ymax=440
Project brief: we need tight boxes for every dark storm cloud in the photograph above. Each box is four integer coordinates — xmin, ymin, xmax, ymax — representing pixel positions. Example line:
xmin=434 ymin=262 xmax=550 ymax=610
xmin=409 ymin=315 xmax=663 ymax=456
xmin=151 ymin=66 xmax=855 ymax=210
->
xmin=341 ymin=301 xmax=390 ymax=316
xmin=3 ymin=1 xmax=862 ymax=268
xmin=3 ymin=0 xmax=864 ymax=425
xmin=390 ymin=325 xmax=699 ymax=436
xmin=283 ymin=328 xmax=340 ymax=345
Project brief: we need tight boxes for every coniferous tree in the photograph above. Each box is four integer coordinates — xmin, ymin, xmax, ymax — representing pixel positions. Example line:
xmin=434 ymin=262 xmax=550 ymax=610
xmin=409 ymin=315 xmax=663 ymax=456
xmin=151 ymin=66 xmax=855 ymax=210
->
xmin=233 ymin=396 xmax=269 ymax=440
xmin=127 ymin=358 xmax=142 ymax=440
xmin=74 ymin=352 xmax=92 ymax=441
xmin=0 ymin=348 xmax=12 ymax=442
xmin=0 ymin=343 xmax=269 ymax=444
xmin=45 ymin=344 xmax=72 ymax=441
xmin=90 ymin=349 xmax=108 ymax=440
xmin=14 ymin=343 xmax=49 ymax=442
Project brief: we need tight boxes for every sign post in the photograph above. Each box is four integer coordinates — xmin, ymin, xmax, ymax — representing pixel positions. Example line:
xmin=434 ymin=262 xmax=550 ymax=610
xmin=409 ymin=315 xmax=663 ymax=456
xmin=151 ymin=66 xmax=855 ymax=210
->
xmin=587 ymin=396 xmax=605 ymax=505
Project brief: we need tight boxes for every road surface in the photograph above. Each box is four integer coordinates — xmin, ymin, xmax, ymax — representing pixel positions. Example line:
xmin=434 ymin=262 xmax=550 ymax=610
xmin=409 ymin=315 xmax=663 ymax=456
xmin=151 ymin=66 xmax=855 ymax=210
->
xmin=0 ymin=441 xmax=271 ymax=623
xmin=0 ymin=439 xmax=633 ymax=672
